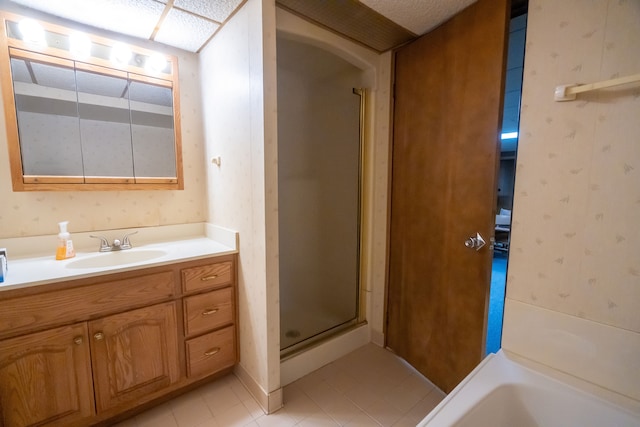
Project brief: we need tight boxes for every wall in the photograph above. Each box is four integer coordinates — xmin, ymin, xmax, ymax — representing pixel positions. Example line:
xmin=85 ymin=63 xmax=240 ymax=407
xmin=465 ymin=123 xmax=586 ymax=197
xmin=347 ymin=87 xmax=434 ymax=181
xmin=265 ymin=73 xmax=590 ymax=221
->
xmin=503 ymin=0 xmax=640 ymax=401
xmin=199 ymin=0 xmax=281 ymax=410
xmin=0 ymin=5 xmax=207 ymax=238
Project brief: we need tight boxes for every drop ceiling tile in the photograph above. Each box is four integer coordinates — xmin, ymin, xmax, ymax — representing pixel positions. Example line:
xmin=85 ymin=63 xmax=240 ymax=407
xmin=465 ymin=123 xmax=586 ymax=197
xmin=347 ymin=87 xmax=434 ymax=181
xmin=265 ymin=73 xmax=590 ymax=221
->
xmin=8 ymin=0 xmax=165 ymax=39
xmin=154 ymin=7 xmax=219 ymax=52
xmin=173 ymin=0 xmax=243 ymax=23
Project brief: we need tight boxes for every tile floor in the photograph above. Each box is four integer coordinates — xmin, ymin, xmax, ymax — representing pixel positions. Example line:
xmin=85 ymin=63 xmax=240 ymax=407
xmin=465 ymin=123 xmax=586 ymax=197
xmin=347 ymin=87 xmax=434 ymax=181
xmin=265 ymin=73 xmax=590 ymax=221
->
xmin=113 ymin=343 xmax=445 ymax=427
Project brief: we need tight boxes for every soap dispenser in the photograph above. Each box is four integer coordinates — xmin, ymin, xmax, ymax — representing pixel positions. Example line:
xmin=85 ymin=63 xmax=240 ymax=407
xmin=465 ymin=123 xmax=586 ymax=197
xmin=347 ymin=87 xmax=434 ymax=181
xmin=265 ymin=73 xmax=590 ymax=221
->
xmin=55 ymin=221 xmax=76 ymax=260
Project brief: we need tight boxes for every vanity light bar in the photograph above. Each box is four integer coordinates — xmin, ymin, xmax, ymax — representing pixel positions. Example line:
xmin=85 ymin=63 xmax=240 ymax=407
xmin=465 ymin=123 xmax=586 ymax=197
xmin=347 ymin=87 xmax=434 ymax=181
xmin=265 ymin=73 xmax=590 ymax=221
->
xmin=17 ymin=17 xmax=168 ymax=73
xmin=18 ymin=19 xmax=46 ymax=47
xmin=110 ymin=42 xmax=132 ymax=66
xmin=145 ymin=52 xmax=168 ymax=74
xmin=501 ymin=132 xmax=518 ymax=140
xmin=69 ymin=31 xmax=91 ymax=59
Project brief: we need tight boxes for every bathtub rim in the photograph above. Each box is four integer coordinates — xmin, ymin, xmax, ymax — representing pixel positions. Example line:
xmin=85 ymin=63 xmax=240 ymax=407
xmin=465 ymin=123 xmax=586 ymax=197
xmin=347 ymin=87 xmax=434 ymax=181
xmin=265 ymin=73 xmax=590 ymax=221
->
xmin=418 ymin=349 xmax=640 ymax=426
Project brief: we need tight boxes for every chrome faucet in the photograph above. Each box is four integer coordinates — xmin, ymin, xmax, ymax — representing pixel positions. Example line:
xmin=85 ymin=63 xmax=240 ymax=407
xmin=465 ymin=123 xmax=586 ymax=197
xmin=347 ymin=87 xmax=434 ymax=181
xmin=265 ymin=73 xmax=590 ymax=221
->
xmin=90 ymin=231 xmax=138 ymax=252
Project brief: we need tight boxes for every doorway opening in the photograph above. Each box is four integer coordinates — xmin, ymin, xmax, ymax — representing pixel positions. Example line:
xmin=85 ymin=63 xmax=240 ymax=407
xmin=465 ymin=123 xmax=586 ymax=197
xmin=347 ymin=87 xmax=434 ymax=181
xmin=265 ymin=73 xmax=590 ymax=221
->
xmin=486 ymin=10 xmax=528 ymax=355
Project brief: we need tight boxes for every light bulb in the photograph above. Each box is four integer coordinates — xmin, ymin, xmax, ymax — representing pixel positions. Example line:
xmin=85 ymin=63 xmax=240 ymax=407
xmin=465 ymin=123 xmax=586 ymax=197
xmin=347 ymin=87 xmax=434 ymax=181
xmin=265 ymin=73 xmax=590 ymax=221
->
xmin=69 ymin=32 xmax=91 ymax=59
xmin=110 ymin=43 xmax=131 ymax=67
xmin=145 ymin=52 xmax=167 ymax=74
xmin=18 ymin=19 xmax=46 ymax=47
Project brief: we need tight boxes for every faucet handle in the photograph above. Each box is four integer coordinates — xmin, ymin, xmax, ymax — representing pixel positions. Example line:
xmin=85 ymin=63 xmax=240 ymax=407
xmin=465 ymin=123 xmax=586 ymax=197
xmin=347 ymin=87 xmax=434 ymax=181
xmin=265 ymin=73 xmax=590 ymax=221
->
xmin=90 ymin=235 xmax=111 ymax=252
xmin=121 ymin=231 xmax=138 ymax=249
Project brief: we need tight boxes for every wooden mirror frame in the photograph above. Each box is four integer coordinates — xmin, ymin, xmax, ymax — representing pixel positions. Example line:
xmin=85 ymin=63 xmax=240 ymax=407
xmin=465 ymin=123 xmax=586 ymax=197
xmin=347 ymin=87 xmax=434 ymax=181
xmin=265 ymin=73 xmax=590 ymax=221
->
xmin=0 ymin=11 xmax=184 ymax=191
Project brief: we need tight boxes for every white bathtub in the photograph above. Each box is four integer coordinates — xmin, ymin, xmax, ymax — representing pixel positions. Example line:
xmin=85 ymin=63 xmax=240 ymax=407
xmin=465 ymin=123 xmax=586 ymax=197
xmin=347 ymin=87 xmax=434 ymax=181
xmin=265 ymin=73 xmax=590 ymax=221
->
xmin=419 ymin=350 xmax=640 ymax=427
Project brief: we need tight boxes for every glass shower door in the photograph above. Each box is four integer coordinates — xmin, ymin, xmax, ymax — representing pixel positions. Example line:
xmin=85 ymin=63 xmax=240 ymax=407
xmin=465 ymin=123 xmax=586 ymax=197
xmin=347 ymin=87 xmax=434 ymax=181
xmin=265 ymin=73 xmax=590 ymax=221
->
xmin=277 ymin=36 xmax=363 ymax=355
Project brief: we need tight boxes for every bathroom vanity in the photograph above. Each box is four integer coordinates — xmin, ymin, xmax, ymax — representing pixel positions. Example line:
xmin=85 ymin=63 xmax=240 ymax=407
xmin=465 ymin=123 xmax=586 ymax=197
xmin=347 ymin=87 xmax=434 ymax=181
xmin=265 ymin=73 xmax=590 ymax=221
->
xmin=0 ymin=242 xmax=238 ymax=427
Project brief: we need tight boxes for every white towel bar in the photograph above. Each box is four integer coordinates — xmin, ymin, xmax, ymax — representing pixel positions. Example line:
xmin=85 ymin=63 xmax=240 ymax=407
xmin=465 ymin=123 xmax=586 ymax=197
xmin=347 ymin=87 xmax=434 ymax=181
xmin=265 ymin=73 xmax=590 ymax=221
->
xmin=554 ymin=72 xmax=640 ymax=101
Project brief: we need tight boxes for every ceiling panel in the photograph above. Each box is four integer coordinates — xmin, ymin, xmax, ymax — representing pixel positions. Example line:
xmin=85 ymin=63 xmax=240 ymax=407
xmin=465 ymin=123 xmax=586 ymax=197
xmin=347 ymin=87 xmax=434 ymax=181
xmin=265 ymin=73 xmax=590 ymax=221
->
xmin=173 ymin=0 xmax=243 ymax=23
xmin=154 ymin=7 xmax=220 ymax=52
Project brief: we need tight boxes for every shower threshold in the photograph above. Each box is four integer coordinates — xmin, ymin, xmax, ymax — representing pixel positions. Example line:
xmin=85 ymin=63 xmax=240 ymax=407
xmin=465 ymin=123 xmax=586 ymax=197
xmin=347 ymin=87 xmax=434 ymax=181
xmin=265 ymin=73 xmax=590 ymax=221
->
xmin=280 ymin=319 xmax=365 ymax=360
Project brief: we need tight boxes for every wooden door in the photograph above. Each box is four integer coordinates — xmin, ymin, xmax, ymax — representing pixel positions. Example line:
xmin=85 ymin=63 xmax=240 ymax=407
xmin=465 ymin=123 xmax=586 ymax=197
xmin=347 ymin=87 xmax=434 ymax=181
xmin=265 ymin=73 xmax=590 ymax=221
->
xmin=0 ymin=324 xmax=94 ymax=427
xmin=387 ymin=0 xmax=509 ymax=393
xmin=89 ymin=301 xmax=180 ymax=412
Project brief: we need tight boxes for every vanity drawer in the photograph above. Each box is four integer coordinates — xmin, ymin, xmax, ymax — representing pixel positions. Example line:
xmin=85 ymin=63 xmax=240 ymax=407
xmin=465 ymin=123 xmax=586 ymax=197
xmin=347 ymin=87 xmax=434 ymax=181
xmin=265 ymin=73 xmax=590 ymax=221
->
xmin=0 ymin=271 xmax=175 ymax=339
xmin=182 ymin=261 xmax=233 ymax=293
xmin=184 ymin=288 xmax=233 ymax=337
xmin=186 ymin=326 xmax=236 ymax=378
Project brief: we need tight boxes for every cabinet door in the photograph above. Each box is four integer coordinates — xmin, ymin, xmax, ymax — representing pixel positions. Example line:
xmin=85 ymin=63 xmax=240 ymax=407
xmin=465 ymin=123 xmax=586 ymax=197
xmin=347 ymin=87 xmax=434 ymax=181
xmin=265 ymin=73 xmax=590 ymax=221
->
xmin=0 ymin=324 xmax=94 ymax=427
xmin=89 ymin=301 xmax=180 ymax=412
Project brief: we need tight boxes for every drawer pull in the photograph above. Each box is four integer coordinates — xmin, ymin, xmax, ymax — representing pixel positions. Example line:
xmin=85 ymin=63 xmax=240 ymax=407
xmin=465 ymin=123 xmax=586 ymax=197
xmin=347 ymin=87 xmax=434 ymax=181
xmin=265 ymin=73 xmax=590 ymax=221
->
xmin=94 ymin=332 xmax=104 ymax=341
xmin=204 ymin=347 xmax=221 ymax=357
xmin=200 ymin=274 xmax=219 ymax=281
xmin=202 ymin=308 xmax=219 ymax=316
xmin=74 ymin=336 xmax=83 ymax=345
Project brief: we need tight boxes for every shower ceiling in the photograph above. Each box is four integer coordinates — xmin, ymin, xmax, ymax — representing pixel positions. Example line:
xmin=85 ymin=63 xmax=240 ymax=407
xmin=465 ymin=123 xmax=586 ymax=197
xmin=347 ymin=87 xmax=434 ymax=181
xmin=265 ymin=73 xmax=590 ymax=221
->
xmin=4 ymin=0 xmax=496 ymax=53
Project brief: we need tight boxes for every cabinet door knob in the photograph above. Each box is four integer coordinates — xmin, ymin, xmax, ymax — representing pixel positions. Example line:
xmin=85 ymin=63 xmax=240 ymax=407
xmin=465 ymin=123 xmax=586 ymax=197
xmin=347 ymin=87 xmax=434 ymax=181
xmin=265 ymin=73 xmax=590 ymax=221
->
xmin=202 ymin=308 xmax=219 ymax=316
xmin=200 ymin=274 xmax=219 ymax=281
xmin=204 ymin=347 xmax=220 ymax=357
xmin=74 ymin=336 xmax=83 ymax=345
xmin=94 ymin=332 xmax=105 ymax=341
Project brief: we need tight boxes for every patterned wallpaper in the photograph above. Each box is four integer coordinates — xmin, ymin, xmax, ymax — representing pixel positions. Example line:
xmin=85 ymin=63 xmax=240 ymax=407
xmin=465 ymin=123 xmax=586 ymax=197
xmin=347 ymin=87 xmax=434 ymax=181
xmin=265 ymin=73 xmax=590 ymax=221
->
xmin=199 ymin=0 xmax=279 ymax=395
xmin=0 ymin=44 xmax=207 ymax=238
xmin=507 ymin=0 xmax=640 ymax=333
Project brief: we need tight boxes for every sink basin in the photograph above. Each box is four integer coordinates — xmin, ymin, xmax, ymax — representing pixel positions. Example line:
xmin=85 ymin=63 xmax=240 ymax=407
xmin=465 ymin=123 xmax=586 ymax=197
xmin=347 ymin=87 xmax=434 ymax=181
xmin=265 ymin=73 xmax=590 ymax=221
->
xmin=66 ymin=250 xmax=167 ymax=269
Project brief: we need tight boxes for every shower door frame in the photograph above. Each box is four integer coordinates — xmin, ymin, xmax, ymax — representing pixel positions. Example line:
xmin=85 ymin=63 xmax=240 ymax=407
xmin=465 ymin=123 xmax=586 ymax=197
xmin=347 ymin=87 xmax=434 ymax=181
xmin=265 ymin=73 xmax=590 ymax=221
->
xmin=280 ymin=88 xmax=368 ymax=359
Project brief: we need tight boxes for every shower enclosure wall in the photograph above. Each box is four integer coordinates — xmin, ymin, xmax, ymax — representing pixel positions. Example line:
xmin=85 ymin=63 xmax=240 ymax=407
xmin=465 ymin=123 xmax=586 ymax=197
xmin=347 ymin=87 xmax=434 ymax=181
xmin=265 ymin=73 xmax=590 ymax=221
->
xmin=277 ymin=35 xmax=365 ymax=355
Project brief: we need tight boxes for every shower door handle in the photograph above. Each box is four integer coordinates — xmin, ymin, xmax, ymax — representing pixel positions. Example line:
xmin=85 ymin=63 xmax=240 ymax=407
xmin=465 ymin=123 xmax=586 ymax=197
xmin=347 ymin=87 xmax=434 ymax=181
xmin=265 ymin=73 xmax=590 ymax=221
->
xmin=464 ymin=232 xmax=486 ymax=251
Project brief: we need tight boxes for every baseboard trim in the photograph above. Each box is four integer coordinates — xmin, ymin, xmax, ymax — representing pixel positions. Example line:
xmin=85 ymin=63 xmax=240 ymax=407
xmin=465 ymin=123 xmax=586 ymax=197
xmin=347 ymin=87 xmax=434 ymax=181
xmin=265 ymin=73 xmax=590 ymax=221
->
xmin=234 ymin=364 xmax=283 ymax=414
xmin=371 ymin=328 xmax=385 ymax=347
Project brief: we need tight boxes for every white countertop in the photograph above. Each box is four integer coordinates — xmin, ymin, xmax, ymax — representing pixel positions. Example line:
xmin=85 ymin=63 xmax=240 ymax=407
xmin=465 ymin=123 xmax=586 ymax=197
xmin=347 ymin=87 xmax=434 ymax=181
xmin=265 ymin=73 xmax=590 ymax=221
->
xmin=0 ymin=223 xmax=238 ymax=292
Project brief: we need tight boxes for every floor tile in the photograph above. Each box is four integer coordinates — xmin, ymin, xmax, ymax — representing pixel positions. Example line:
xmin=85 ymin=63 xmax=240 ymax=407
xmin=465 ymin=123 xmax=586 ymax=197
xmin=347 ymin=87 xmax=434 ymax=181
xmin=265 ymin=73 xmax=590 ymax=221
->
xmin=172 ymin=394 xmax=214 ymax=427
xmin=194 ymin=418 xmax=220 ymax=427
xmin=304 ymin=380 xmax=343 ymax=409
xmin=344 ymin=412 xmax=382 ymax=427
xmin=213 ymin=402 xmax=255 ymax=427
xmin=362 ymin=397 xmax=404 ymax=427
xmin=135 ymin=402 xmax=176 ymax=427
xmin=282 ymin=392 xmax=324 ymax=423
xmin=323 ymin=398 xmax=364 ymax=425
xmin=241 ymin=396 xmax=266 ymax=419
xmin=112 ymin=343 xmax=447 ymax=427
xmin=201 ymin=381 xmax=242 ymax=416
xmin=254 ymin=410 xmax=297 ymax=427
xmin=296 ymin=411 xmax=340 ymax=426
xmin=385 ymin=374 xmax=434 ymax=413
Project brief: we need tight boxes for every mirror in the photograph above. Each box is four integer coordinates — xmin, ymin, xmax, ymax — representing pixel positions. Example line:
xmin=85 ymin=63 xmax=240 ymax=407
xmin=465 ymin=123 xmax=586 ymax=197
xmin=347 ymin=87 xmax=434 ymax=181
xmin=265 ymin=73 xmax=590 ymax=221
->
xmin=10 ymin=56 xmax=84 ymax=178
xmin=129 ymin=79 xmax=177 ymax=180
xmin=76 ymin=67 xmax=135 ymax=181
xmin=0 ymin=11 xmax=183 ymax=191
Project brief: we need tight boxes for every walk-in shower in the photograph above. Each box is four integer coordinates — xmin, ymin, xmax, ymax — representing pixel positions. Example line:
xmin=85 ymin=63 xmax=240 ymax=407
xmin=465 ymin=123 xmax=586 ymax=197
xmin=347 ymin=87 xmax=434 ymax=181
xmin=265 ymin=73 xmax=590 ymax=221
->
xmin=277 ymin=35 xmax=365 ymax=356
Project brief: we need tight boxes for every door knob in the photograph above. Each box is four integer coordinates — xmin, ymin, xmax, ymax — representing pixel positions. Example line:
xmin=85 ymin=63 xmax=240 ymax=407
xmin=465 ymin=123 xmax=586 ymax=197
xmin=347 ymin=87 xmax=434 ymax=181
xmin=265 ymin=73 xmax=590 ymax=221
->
xmin=464 ymin=232 xmax=486 ymax=251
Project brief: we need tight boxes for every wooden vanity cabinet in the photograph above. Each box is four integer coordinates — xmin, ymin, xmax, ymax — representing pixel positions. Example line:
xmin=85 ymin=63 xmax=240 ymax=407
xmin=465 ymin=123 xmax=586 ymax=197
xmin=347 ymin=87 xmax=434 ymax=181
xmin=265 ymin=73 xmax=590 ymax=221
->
xmin=0 ymin=253 xmax=237 ymax=427
xmin=89 ymin=302 xmax=180 ymax=412
xmin=182 ymin=262 xmax=237 ymax=380
xmin=0 ymin=323 xmax=95 ymax=427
